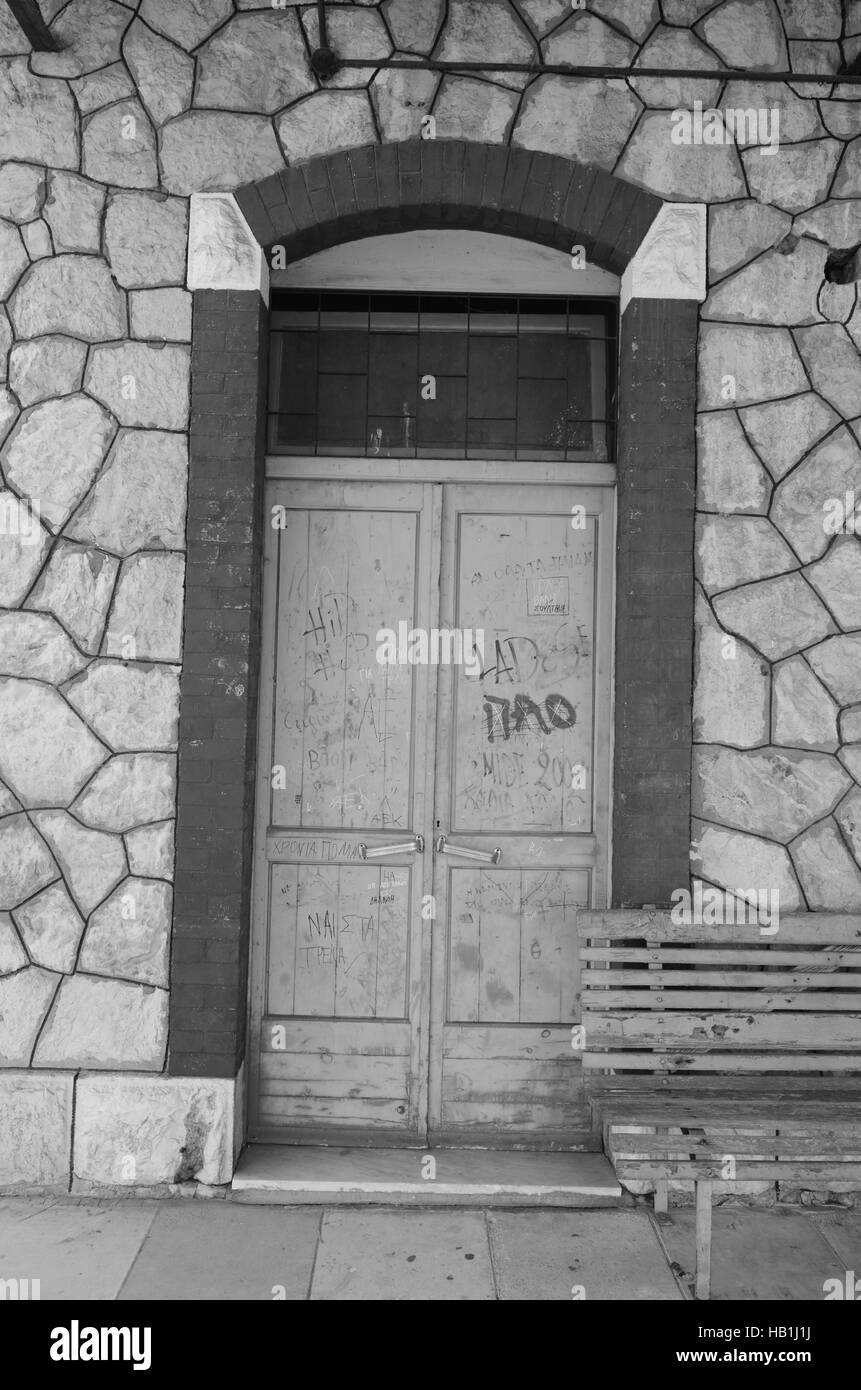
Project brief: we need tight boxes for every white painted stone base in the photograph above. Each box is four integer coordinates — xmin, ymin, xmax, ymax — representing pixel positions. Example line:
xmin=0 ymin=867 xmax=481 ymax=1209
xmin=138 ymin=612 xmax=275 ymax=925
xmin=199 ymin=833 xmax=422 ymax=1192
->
xmin=0 ymin=1071 xmax=73 ymax=1191
xmin=0 ymin=1066 xmax=244 ymax=1192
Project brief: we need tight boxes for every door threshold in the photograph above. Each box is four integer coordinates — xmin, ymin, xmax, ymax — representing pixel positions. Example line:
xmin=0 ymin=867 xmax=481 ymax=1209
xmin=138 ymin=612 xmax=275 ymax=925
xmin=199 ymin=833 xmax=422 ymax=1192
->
xmin=231 ymin=1144 xmax=626 ymax=1207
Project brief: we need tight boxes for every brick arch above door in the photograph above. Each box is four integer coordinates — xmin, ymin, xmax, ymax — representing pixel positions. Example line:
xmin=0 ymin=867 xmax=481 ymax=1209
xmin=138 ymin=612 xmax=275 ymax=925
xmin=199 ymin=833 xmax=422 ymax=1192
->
xmin=169 ymin=141 xmax=703 ymax=1080
xmin=231 ymin=141 xmax=662 ymax=277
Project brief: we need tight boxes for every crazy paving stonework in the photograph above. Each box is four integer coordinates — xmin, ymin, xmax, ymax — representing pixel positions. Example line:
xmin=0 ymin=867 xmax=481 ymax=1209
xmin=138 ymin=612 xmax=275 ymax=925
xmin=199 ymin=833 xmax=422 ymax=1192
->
xmin=0 ymin=0 xmax=861 ymax=1131
xmin=692 ymin=196 xmax=861 ymax=912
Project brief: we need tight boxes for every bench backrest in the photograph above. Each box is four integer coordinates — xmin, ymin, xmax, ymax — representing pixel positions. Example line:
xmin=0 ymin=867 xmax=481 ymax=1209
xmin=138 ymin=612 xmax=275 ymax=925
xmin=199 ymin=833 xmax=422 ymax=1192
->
xmin=577 ymin=910 xmax=861 ymax=1076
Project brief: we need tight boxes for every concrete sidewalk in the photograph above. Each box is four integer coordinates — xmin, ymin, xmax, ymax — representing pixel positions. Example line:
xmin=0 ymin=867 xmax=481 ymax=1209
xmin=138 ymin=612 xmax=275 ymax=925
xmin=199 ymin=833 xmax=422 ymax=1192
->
xmin=1 ymin=1197 xmax=859 ymax=1300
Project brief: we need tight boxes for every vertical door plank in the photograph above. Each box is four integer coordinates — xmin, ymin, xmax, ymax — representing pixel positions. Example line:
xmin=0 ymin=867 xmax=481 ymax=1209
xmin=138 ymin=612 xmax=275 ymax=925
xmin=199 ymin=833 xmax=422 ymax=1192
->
xmin=292 ymin=864 xmax=339 ymax=1016
xmin=267 ymin=863 xmax=299 ymax=1016
xmin=375 ymin=866 xmax=411 ymax=1019
xmin=272 ymin=513 xmax=311 ymax=826
xmin=448 ymin=868 xmax=481 ymax=1023
xmin=301 ymin=511 xmax=363 ymax=829
xmin=519 ymin=870 xmax=565 ymax=1024
xmin=333 ymin=864 xmax=378 ymax=1018
xmin=337 ymin=510 xmax=415 ymax=834
xmin=559 ymin=873 xmax=585 ymax=1025
xmin=478 ymin=868 xmax=521 ymax=1023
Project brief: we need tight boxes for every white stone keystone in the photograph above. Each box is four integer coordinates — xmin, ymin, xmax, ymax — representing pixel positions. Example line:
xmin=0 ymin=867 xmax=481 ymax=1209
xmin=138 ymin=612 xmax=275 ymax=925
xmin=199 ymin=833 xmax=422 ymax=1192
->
xmin=621 ymin=202 xmax=707 ymax=314
xmin=186 ymin=192 xmax=268 ymax=304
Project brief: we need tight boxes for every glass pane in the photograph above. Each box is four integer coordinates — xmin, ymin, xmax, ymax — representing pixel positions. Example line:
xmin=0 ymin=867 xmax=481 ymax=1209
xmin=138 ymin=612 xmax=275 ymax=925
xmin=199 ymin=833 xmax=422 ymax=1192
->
xmin=567 ymin=339 xmax=595 ymax=403
xmin=517 ymin=379 xmax=568 ymax=450
xmin=569 ymin=312 xmax=610 ymax=338
xmin=370 ymin=293 xmax=418 ymax=331
xmin=519 ymin=299 xmax=567 ymax=332
xmin=273 ymin=331 xmax=317 ymax=415
xmin=367 ymin=414 xmax=417 ymax=455
xmin=517 ymin=332 xmax=566 ymax=379
xmin=467 ymin=417 xmax=516 ymax=451
xmin=368 ymin=334 xmax=418 ymax=416
xmin=317 ymin=375 xmax=367 ymax=445
xmin=318 ymin=329 xmax=367 ymax=374
xmin=418 ymin=330 xmax=467 ymax=377
xmin=420 ymin=294 xmax=468 ymax=329
xmin=470 ymin=297 xmax=517 ymax=333
xmin=271 ymin=413 xmax=316 ymax=450
xmin=468 ymin=337 xmax=517 ymax=418
xmin=270 ymin=291 xmax=319 ymax=330
xmin=319 ymin=292 xmax=368 ymax=329
xmin=565 ymin=417 xmax=594 ymax=451
xmin=418 ymin=377 xmax=467 ymax=447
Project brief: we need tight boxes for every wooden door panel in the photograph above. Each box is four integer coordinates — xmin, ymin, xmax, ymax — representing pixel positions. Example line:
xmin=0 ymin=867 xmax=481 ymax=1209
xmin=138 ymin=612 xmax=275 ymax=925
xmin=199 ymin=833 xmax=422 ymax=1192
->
xmin=440 ymin=1026 xmax=592 ymax=1139
xmin=454 ymin=510 xmax=596 ymax=834
xmin=257 ymin=1021 xmax=413 ymax=1132
xmin=430 ymin=484 xmax=613 ymax=1143
xmin=447 ymin=868 xmax=589 ymax=1025
xmin=267 ymin=863 xmax=410 ymax=1019
xmin=249 ymin=480 xmax=439 ymax=1141
xmin=271 ymin=507 xmax=416 ymax=831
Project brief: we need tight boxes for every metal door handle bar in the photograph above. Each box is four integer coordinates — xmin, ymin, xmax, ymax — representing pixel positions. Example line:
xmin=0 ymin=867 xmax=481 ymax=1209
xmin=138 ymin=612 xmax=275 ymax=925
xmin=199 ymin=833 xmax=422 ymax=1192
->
xmin=434 ymin=835 xmax=502 ymax=864
xmin=358 ymin=834 xmax=424 ymax=859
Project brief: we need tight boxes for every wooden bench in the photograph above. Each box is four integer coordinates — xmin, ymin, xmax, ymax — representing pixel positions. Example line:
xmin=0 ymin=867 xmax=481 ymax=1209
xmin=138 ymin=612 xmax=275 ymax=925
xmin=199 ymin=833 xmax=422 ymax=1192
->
xmin=577 ymin=910 xmax=861 ymax=1299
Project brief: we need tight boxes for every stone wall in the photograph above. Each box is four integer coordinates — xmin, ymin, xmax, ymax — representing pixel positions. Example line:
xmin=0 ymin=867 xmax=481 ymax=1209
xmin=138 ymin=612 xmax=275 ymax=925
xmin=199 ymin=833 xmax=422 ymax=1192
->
xmin=1 ymin=0 xmax=861 ymax=1183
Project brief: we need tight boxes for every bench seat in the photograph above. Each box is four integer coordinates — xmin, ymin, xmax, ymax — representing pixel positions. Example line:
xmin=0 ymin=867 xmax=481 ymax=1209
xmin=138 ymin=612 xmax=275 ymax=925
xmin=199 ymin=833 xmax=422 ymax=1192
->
xmin=578 ymin=910 xmax=861 ymax=1297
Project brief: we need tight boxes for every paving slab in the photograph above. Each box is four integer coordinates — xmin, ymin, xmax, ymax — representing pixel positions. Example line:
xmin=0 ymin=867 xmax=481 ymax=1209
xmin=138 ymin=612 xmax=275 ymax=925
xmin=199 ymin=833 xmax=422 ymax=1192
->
xmin=658 ymin=1208 xmax=839 ymax=1301
xmin=0 ymin=1198 xmax=158 ymax=1300
xmin=2 ymin=1194 xmax=860 ymax=1302
xmin=117 ymin=1201 xmax=321 ymax=1300
xmin=0 ymin=1197 xmax=64 ymax=1221
xmin=311 ymin=1209 xmax=495 ymax=1300
xmin=809 ymin=1211 xmax=861 ymax=1275
xmin=488 ymin=1208 xmax=683 ymax=1300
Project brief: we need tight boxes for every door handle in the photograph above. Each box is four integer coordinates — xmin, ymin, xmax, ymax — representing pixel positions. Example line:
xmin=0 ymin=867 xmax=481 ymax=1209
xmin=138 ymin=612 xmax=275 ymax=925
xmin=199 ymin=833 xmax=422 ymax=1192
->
xmin=358 ymin=834 xmax=424 ymax=860
xmin=434 ymin=834 xmax=502 ymax=865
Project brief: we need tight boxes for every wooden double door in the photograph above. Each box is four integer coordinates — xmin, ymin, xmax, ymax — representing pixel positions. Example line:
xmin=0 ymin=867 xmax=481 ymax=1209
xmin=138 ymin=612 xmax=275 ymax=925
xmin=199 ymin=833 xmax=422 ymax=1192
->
xmin=249 ymin=473 xmax=614 ymax=1146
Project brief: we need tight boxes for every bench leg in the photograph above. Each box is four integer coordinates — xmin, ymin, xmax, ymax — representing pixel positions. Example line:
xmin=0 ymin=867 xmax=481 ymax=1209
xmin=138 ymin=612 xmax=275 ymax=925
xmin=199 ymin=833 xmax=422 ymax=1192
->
xmin=654 ymin=1179 xmax=668 ymax=1216
xmin=695 ymin=1180 xmax=713 ymax=1301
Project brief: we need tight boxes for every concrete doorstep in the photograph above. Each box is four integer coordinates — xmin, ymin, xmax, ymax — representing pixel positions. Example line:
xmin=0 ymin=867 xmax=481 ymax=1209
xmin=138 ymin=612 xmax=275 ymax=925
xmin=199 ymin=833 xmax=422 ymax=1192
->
xmin=230 ymin=1144 xmax=625 ymax=1206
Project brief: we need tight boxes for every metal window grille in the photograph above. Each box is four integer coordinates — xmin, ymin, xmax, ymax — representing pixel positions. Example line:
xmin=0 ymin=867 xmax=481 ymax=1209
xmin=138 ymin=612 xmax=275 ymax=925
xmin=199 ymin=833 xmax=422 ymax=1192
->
xmin=268 ymin=291 xmax=618 ymax=461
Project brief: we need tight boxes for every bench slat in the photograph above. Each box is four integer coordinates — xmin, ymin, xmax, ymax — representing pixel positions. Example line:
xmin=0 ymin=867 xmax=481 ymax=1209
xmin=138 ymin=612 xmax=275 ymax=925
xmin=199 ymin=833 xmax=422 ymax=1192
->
xmin=600 ymin=1103 xmax=861 ymax=1123
xmin=607 ymin=1135 xmax=861 ymax=1157
xmin=577 ymin=912 xmax=861 ymax=943
xmin=582 ymin=969 xmax=861 ymax=988
xmin=589 ymin=1078 xmax=861 ymax=1100
xmin=607 ymin=1115 xmax=861 ymax=1129
xmin=583 ymin=990 xmax=861 ymax=1010
xmin=581 ymin=948 xmax=861 ymax=967
xmin=614 ymin=1161 xmax=861 ymax=1181
xmin=584 ymin=1011 xmax=861 ymax=1050
xmin=581 ymin=1052 xmax=861 ymax=1071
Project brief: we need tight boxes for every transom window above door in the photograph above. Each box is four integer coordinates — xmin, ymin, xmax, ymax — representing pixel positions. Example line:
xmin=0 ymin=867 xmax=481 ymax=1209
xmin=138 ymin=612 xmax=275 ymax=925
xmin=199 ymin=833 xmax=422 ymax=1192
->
xmin=268 ymin=291 xmax=617 ymax=461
